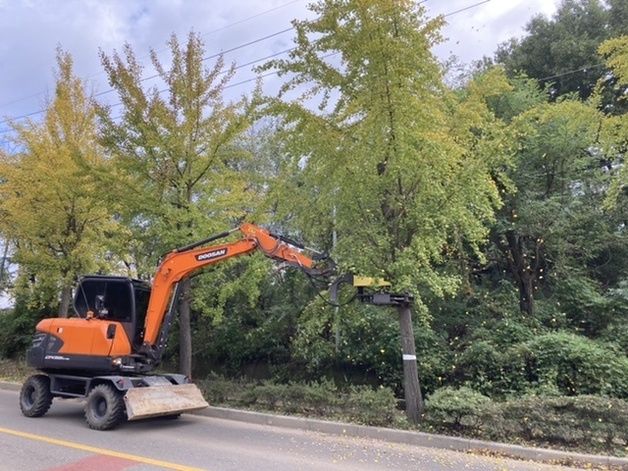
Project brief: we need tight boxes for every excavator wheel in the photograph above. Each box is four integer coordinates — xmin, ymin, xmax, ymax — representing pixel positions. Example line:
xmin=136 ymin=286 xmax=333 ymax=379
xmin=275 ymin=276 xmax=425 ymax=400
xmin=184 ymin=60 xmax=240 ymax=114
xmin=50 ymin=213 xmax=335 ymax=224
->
xmin=20 ymin=375 xmax=53 ymax=417
xmin=84 ymin=383 xmax=126 ymax=430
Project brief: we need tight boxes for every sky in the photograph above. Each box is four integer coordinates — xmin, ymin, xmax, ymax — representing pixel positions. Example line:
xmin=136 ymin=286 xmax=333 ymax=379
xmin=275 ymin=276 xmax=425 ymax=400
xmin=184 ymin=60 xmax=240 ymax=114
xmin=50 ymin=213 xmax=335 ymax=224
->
xmin=0 ymin=0 xmax=562 ymax=307
xmin=0 ymin=0 xmax=562 ymax=131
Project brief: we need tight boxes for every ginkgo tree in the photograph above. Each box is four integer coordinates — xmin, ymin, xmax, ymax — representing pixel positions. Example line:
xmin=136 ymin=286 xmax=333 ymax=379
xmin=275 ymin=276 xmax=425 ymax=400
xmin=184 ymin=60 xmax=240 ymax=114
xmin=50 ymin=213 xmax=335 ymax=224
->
xmin=97 ymin=32 xmax=258 ymax=376
xmin=260 ymin=0 xmax=512 ymax=420
xmin=0 ymin=50 xmax=118 ymax=316
xmin=263 ymin=0 xmax=511 ymax=300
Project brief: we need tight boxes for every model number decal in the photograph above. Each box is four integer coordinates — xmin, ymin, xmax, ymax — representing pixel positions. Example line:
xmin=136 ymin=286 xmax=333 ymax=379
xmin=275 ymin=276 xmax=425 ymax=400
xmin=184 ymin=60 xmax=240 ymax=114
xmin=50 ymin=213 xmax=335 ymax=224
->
xmin=45 ymin=355 xmax=69 ymax=361
xmin=196 ymin=248 xmax=227 ymax=261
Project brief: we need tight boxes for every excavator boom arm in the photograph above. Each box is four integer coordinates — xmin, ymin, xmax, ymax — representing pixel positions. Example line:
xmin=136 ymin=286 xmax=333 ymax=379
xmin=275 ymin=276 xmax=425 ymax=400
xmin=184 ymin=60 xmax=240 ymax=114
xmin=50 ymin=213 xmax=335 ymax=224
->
xmin=142 ymin=223 xmax=315 ymax=346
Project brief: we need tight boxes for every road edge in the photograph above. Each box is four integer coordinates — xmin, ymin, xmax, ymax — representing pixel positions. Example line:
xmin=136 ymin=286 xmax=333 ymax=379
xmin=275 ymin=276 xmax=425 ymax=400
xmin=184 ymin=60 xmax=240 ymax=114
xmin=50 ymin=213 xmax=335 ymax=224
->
xmin=1 ymin=380 xmax=625 ymax=468
xmin=197 ymin=406 xmax=627 ymax=468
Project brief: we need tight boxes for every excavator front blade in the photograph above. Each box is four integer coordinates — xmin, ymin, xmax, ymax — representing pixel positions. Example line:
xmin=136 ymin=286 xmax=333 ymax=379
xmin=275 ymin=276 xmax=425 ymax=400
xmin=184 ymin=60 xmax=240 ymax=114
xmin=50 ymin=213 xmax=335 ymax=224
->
xmin=124 ymin=383 xmax=209 ymax=421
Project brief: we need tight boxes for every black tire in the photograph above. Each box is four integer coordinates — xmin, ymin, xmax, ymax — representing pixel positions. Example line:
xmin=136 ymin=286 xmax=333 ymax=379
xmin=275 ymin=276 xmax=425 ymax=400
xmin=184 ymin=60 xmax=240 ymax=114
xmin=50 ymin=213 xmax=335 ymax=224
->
xmin=20 ymin=375 xmax=53 ymax=418
xmin=84 ymin=384 xmax=126 ymax=430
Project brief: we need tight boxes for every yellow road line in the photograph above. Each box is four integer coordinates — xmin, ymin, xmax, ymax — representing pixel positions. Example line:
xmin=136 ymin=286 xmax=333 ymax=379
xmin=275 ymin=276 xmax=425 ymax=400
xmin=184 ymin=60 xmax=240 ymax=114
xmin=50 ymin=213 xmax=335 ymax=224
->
xmin=0 ymin=426 xmax=205 ymax=471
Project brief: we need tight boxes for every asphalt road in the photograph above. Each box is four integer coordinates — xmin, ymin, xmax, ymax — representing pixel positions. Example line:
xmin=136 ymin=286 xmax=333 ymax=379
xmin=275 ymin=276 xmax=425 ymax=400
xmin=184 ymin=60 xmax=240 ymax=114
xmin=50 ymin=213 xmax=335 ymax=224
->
xmin=0 ymin=389 xmax=587 ymax=471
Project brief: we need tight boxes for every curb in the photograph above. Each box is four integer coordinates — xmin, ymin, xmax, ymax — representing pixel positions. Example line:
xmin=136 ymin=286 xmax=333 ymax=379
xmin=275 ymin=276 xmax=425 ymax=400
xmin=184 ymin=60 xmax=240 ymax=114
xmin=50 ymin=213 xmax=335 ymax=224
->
xmin=2 ymin=381 xmax=626 ymax=468
xmin=197 ymin=406 xmax=628 ymax=469
xmin=0 ymin=381 xmax=20 ymax=392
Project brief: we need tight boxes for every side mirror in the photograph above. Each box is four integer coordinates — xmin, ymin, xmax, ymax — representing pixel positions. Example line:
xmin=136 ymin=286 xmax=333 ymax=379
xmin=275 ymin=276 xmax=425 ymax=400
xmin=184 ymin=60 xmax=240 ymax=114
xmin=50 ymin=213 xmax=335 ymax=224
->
xmin=95 ymin=295 xmax=108 ymax=318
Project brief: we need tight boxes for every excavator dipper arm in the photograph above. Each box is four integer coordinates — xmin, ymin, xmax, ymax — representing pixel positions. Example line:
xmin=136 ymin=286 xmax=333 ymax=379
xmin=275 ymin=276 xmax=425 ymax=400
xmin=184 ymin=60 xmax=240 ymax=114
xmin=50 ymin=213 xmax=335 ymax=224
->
xmin=142 ymin=223 xmax=316 ymax=348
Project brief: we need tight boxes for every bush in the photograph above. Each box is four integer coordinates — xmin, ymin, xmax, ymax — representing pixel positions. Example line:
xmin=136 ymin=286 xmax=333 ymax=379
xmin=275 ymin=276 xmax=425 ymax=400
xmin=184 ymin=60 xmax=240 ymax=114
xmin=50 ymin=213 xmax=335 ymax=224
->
xmin=0 ymin=306 xmax=42 ymax=358
xmin=424 ymin=386 xmax=627 ymax=455
xmin=497 ymin=395 xmax=628 ymax=453
xmin=342 ymin=385 xmax=398 ymax=426
xmin=199 ymin=375 xmax=246 ymax=404
xmin=424 ymin=386 xmax=495 ymax=433
xmin=198 ymin=376 xmax=399 ymax=426
xmin=455 ymin=330 xmax=628 ymax=398
xmin=520 ymin=332 xmax=628 ymax=397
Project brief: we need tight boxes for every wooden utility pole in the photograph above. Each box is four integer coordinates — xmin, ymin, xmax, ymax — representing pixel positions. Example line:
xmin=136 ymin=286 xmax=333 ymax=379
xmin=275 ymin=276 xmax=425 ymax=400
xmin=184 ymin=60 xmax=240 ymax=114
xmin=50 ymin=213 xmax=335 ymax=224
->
xmin=398 ymin=303 xmax=424 ymax=424
xmin=335 ymin=278 xmax=424 ymax=425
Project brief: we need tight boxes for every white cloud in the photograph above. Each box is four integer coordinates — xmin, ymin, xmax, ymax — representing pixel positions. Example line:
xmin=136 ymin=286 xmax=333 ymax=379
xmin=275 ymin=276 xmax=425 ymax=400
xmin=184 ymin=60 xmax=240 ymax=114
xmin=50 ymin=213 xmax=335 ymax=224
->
xmin=430 ymin=0 xmax=559 ymax=66
xmin=0 ymin=0 xmax=561 ymax=126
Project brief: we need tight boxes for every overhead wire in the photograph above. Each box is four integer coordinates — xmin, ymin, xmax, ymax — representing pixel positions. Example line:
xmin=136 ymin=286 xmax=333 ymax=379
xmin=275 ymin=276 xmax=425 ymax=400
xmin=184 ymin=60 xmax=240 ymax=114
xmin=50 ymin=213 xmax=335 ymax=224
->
xmin=0 ymin=26 xmax=296 ymax=128
xmin=538 ymin=63 xmax=604 ymax=81
xmin=441 ymin=0 xmax=491 ymax=18
xmin=0 ymin=57 xmax=607 ymax=138
xmin=0 ymin=0 xmax=305 ymax=109
xmin=3 ymin=0 xmax=561 ymax=134
xmin=93 ymin=27 xmax=295 ymax=98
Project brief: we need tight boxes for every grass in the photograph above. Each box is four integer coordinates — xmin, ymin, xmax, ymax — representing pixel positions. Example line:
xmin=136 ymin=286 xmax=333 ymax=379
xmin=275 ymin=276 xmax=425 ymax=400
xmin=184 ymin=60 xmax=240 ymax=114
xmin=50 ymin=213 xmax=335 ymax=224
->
xmin=0 ymin=358 xmax=34 ymax=382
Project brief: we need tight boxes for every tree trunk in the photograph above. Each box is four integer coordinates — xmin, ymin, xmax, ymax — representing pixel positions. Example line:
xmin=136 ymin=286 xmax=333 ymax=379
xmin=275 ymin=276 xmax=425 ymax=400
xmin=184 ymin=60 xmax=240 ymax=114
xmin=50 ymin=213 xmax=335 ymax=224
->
xmin=58 ymin=285 xmax=73 ymax=317
xmin=0 ymin=240 xmax=8 ymax=289
xmin=178 ymin=277 xmax=193 ymax=378
xmin=397 ymin=304 xmax=424 ymax=424
xmin=504 ymin=231 xmax=536 ymax=316
xmin=518 ymin=271 xmax=535 ymax=316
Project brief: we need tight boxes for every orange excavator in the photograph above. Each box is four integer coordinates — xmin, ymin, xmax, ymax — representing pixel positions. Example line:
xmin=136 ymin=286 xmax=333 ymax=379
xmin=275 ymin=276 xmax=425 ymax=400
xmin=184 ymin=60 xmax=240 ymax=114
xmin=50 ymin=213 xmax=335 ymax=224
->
xmin=20 ymin=223 xmax=331 ymax=430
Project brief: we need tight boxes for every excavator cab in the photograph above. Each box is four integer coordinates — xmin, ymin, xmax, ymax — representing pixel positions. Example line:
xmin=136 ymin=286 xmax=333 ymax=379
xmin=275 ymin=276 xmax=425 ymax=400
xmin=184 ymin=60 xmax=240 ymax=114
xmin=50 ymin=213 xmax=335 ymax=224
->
xmin=73 ymin=276 xmax=151 ymax=347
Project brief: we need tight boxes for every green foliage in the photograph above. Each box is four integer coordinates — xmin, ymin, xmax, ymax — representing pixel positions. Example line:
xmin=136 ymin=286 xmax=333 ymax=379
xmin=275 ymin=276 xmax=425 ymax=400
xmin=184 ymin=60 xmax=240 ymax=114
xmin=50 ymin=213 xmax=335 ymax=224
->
xmin=198 ymin=376 xmax=398 ymax=426
xmin=495 ymin=0 xmax=621 ymax=101
xmin=98 ymin=32 xmax=256 ymax=270
xmin=97 ymin=32 xmax=260 ymax=374
xmin=0 ymin=307 xmax=40 ymax=358
xmin=0 ymin=50 xmax=118 ymax=314
xmin=190 ymin=268 xmax=315 ymax=375
xmin=498 ymin=395 xmax=628 ymax=453
xmin=0 ymin=3 xmax=626 ymax=451
xmin=520 ymin=332 xmax=628 ymax=397
xmin=0 ymin=274 xmax=56 ymax=358
xmin=487 ymin=93 xmax=627 ymax=318
xmin=424 ymin=386 xmax=494 ymax=432
xmin=456 ymin=330 xmax=628 ymax=398
xmin=261 ymin=0 xmax=511 ymax=315
xmin=424 ymin=388 xmax=628 ymax=454
xmin=598 ymin=35 xmax=628 ymax=207
xmin=291 ymin=299 xmax=452 ymax=394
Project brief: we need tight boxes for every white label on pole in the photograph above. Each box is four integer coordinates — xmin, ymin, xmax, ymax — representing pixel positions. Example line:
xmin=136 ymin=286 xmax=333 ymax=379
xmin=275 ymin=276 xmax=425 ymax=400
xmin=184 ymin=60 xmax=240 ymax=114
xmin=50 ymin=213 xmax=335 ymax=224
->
xmin=402 ymin=354 xmax=416 ymax=361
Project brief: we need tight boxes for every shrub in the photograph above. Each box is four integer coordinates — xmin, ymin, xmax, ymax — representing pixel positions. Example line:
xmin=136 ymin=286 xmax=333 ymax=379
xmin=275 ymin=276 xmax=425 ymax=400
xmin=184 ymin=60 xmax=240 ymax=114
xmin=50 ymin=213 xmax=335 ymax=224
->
xmin=198 ymin=375 xmax=245 ymax=404
xmin=497 ymin=395 xmax=628 ymax=453
xmin=456 ymin=331 xmax=628 ymax=398
xmin=520 ymin=332 xmax=628 ymax=397
xmin=0 ymin=304 xmax=46 ymax=359
xmin=424 ymin=387 xmax=627 ymax=455
xmin=197 ymin=376 xmax=398 ymax=426
xmin=342 ymin=385 xmax=398 ymax=426
xmin=424 ymin=386 xmax=495 ymax=433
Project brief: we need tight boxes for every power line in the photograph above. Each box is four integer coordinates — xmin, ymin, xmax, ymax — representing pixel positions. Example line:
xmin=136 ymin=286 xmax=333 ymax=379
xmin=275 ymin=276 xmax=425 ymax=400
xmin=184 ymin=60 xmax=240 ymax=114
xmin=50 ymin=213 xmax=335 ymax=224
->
xmin=442 ymin=0 xmax=491 ymax=18
xmin=0 ymin=0 xmax=305 ymax=110
xmin=538 ymin=63 xmax=604 ymax=82
xmin=105 ymin=47 xmax=297 ymax=112
xmin=0 ymin=26 xmax=297 ymax=126
xmin=0 ymin=0 xmax=503 ymax=131
xmin=2 ymin=59 xmax=607 ymax=137
xmin=100 ymin=26 xmax=296 ymax=94
xmin=0 ymin=48 xmax=297 ymax=134
xmin=199 ymin=0 xmax=302 ymax=39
